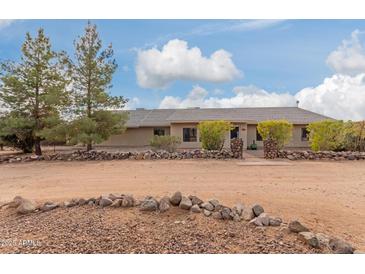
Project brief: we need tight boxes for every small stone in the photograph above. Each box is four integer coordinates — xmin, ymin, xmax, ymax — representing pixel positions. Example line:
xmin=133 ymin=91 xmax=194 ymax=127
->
xmin=298 ymin=232 xmax=319 ymax=248
xmin=88 ymin=200 xmax=95 ymax=206
xmin=242 ymin=206 xmax=255 ymax=221
xmin=203 ymin=209 xmax=212 ymax=217
xmin=159 ymin=197 xmax=171 ymax=212
xmin=108 ymin=193 xmax=121 ymax=201
xmin=16 ymin=199 xmax=36 ymax=214
xmin=111 ymin=199 xmax=122 ymax=207
xmin=329 ymin=238 xmax=354 ymax=254
xmin=179 ymin=196 xmax=192 ymax=210
xmin=140 ymin=198 xmax=159 ymax=211
xmin=252 ymin=204 xmax=264 ymax=217
xmin=191 ymin=204 xmax=202 ymax=213
xmin=212 ymin=211 xmax=223 ymax=220
xmin=99 ymin=197 xmax=113 ymax=207
xmin=188 ymin=195 xmax=203 ymax=205
xmin=201 ymin=202 xmax=214 ymax=211
xmin=289 ymin=220 xmax=310 ymax=233
xmin=8 ymin=196 xmax=24 ymax=208
xmin=170 ymin=191 xmax=182 ymax=206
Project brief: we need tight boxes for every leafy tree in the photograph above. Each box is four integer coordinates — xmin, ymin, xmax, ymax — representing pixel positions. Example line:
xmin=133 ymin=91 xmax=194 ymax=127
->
xmin=0 ymin=29 xmax=70 ymax=155
xmin=307 ymin=120 xmax=344 ymax=151
xmin=69 ymin=22 xmax=128 ymax=151
xmin=257 ymin=120 xmax=293 ymax=149
xmin=150 ymin=135 xmax=181 ymax=152
xmin=198 ymin=120 xmax=232 ymax=150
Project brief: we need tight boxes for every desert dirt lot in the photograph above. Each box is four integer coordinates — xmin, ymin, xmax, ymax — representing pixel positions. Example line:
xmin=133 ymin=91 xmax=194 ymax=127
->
xmin=0 ymin=159 xmax=365 ymax=251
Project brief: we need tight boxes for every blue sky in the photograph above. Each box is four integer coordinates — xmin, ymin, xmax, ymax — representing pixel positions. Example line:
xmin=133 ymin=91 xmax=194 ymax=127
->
xmin=1 ymin=19 xmax=365 ymax=120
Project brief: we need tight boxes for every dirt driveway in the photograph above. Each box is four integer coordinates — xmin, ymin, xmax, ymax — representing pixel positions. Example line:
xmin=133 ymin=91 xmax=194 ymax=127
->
xmin=0 ymin=159 xmax=364 ymax=250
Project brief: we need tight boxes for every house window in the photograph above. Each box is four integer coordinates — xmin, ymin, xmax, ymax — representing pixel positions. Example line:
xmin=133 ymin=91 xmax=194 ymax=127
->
xmin=301 ymin=128 xmax=309 ymax=141
xmin=153 ymin=128 xmax=165 ymax=136
xmin=256 ymin=128 xmax=263 ymax=141
xmin=230 ymin=127 xmax=239 ymax=139
xmin=183 ymin=128 xmax=197 ymax=142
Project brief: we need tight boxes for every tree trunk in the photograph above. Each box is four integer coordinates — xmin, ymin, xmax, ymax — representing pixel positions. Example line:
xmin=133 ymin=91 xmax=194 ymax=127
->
xmin=0 ymin=144 xmax=3 ymax=151
xmin=34 ymin=138 xmax=42 ymax=156
xmin=86 ymin=143 xmax=92 ymax=151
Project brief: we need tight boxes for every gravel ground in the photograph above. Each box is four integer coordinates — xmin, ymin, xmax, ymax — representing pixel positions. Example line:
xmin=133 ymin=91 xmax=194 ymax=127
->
xmin=0 ymin=206 xmax=325 ymax=254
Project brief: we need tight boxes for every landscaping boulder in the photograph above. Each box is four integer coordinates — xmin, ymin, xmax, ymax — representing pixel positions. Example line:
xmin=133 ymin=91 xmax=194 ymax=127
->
xmin=252 ymin=204 xmax=264 ymax=217
xmin=78 ymin=198 xmax=87 ymax=206
xmin=316 ymin=233 xmax=330 ymax=247
xmin=159 ymin=197 xmax=171 ymax=212
xmin=269 ymin=216 xmax=282 ymax=227
xmin=41 ymin=202 xmax=58 ymax=212
xmin=289 ymin=220 xmax=310 ymax=233
xmin=212 ymin=211 xmax=223 ymax=220
xmin=140 ymin=197 xmax=159 ymax=212
xmin=8 ymin=196 xmax=24 ymax=208
xmin=242 ymin=206 xmax=255 ymax=221
xmin=201 ymin=202 xmax=214 ymax=211
xmin=203 ymin=209 xmax=212 ymax=217
xmin=17 ymin=199 xmax=36 ymax=214
xmin=64 ymin=199 xmax=77 ymax=208
xmin=208 ymin=199 xmax=220 ymax=210
xmin=121 ymin=195 xmax=135 ymax=207
xmin=232 ymin=203 xmax=244 ymax=216
xmin=179 ymin=196 xmax=192 ymax=210
xmin=298 ymin=232 xmax=319 ymax=248
xmin=191 ymin=204 xmax=202 ymax=213
xmin=188 ymin=195 xmax=203 ymax=206
xmin=111 ymin=199 xmax=122 ymax=207
xmin=329 ymin=238 xmax=354 ymax=254
xmin=249 ymin=213 xmax=270 ymax=226
xmin=170 ymin=191 xmax=182 ymax=206
xmin=99 ymin=197 xmax=113 ymax=208
xmin=220 ymin=207 xmax=232 ymax=220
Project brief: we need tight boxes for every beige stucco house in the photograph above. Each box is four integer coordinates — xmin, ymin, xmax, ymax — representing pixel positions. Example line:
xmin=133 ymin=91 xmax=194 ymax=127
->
xmin=101 ymin=107 xmax=331 ymax=150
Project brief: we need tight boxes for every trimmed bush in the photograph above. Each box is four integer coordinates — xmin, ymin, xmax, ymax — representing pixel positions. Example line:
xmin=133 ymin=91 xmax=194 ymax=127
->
xmin=257 ymin=120 xmax=293 ymax=149
xmin=149 ymin=135 xmax=181 ymax=152
xmin=307 ymin=120 xmax=344 ymax=151
xmin=198 ymin=120 xmax=232 ymax=151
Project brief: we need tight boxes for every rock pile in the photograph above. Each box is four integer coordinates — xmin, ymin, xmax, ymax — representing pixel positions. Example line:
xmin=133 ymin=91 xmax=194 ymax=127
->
xmin=278 ymin=150 xmax=365 ymax=161
xmin=230 ymin=138 xmax=244 ymax=159
xmin=0 ymin=193 xmax=357 ymax=254
xmin=0 ymin=149 xmax=240 ymax=165
xmin=263 ymin=139 xmax=279 ymax=159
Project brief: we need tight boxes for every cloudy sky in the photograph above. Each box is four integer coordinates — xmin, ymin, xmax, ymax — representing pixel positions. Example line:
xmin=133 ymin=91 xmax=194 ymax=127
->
xmin=1 ymin=19 xmax=365 ymax=120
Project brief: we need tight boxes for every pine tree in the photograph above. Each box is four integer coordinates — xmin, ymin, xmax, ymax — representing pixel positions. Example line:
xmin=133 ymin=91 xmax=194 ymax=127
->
xmin=70 ymin=22 xmax=127 ymax=151
xmin=0 ymin=29 xmax=70 ymax=155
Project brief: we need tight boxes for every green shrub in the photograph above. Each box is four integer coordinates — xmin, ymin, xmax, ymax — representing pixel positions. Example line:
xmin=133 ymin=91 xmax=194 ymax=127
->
xmin=307 ymin=120 xmax=345 ymax=151
xmin=149 ymin=135 xmax=181 ymax=152
xmin=198 ymin=120 xmax=232 ymax=150
xmin=307 ymin=120 xmax=365 ymax=152
xmin=257 ymin=120 xmax=293 ymax=149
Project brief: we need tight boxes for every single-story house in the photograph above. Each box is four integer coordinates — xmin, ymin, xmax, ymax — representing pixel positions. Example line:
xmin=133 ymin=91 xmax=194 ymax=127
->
xmin=101 ymin=107 xmax=331 ymax=150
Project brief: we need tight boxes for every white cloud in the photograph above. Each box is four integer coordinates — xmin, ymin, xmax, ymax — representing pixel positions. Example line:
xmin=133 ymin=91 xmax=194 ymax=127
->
xmin=136 ymin=39 xmax=241 ymax=89
xmin=0 ymin=20 xmax=15 ymax=30
xmin=159 ymin=85 xmax=296 ymax=109
xmin=296 ymin=74 xmax=365 ymax=121
xmin=124 ymin=97 xmax=141 ymax=110
xmin=327 ymin=30 xmax=365 ymax=75
xmin=159 ymin=75 xmax=365 ymax=121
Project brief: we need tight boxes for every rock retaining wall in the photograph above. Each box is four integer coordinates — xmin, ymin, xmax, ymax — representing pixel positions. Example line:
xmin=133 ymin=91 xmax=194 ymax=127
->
xmin=0 ymin=148 xmax=239 ymax=164
xmin=230 ymin=138 xmax=243 ymax=159
xmin=278 ymin=150 xmax=365 ymax=161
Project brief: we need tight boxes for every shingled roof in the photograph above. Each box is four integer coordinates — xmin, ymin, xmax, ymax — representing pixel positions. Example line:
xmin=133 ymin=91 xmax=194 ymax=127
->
xmin=123 ymin=107 xmax=332 ymax=128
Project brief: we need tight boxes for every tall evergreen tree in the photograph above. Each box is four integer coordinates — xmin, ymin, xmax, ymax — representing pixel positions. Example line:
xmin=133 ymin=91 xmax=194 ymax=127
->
xmin=0 ymin=29 xmax=70 ymax=155
xmin=70 ymin=22 xmax=127 ymax=151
